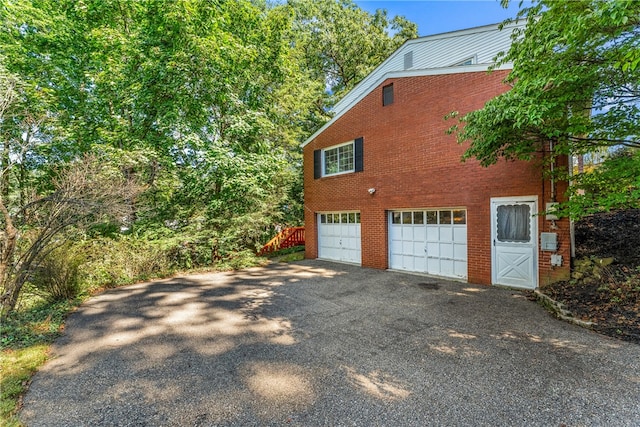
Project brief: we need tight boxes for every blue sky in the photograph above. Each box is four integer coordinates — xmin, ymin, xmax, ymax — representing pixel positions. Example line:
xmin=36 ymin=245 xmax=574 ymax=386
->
xmin=353 ymin=0 xmax=528 ymax=36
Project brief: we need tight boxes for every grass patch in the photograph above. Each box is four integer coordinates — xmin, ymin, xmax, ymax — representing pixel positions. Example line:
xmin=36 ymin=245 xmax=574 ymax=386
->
xmin=0 ymin=344 xmax=49 ymax=426
xmin=1 ymin=300 xmax=76 ymax=349
xmin=276 ymin=250 xmax=305 ymax=263
xmin=263 ymin=246 xmax=305 ymax=263
xmin=1 ymin=299 xmax=77 ymax=426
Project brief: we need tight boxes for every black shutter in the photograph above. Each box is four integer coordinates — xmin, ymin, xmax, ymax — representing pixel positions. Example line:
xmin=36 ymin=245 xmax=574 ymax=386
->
xmin=313 ymin=149 xmax=322 ymax=179
xmin=354 ymin=137 xmax=363 ymax=172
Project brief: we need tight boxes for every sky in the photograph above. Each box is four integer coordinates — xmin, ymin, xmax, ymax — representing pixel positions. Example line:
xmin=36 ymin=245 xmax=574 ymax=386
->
xmin=353 ymin=0 xmax=528 ymax=36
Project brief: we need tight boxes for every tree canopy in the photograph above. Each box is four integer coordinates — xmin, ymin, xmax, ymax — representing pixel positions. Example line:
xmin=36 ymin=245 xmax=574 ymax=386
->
xmin=450 ymin=0 xmax=640 ymax=218
xmin=0 ymin=0 xmax=417 ymax=315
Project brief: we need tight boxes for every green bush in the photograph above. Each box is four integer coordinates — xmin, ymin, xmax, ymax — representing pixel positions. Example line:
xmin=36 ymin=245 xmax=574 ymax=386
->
xmin=30 ymin=246 xmax=84 ymax=303
xmin=79 ymin=237 xmax=170 ymax=289
xmin=160 ymin=236 xmax=214 ymax=270
xmin=218 ymin=250 xmax=266 ymax=270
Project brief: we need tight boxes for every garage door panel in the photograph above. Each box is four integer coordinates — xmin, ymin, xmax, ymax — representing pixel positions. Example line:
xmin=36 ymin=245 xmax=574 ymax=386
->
xmin=454 ymin=244 xmax=467 ymax=260
xmin=412 ymin=242 xmax=424 ymax=257
xmin=440 ymin=227 xmax=453 ymax=241
xmin=454 ymin=227 xmax=467 ymax=243
xmin=345 ymin=249 xmax=359 ymax=264
xmin=440 ymin=259 xmax=454 ymax=276
xmin=399 ymin=255 xmax=410 ymax=270
xmin=426 ymin=241 xmax=439 ymax=257
xmin=402 ymin=227 xmax=414 ymax=241
xmin=427 ymin=257 xmax=440 ymax=273
xmin=440 ymin=242 xmax=453 ymax=259
xmin=345 ymin=237 xmax=358 ymax=250
xmin=426 ymin=227 xmax=439 ymax=240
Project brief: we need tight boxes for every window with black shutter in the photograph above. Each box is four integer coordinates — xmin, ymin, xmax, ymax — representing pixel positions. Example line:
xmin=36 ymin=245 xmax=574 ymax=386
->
xmin=314 ymin=137 xmax=364 ymax=178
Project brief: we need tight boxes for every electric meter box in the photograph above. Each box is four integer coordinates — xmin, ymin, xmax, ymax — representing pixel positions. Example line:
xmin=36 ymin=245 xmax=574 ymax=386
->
xmin=540 ymin=232 xmax=558 ymax=251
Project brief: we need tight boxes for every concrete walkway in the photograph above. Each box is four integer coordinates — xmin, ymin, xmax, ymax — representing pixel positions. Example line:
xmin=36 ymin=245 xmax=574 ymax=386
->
xmin=20 ymin=260 xmax=640 ymax=426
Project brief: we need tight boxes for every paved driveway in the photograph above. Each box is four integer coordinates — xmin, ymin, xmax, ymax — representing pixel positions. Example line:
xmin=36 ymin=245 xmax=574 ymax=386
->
xmin=21 ymin=260 xmax=640 ymax=426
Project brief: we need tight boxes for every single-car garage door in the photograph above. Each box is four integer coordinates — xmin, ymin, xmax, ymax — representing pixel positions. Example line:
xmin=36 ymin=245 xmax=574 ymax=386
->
xmin=318 ymin=212 xmax=361 ymax=265
xmin=389 ymin=209 xmax=467 ymax=279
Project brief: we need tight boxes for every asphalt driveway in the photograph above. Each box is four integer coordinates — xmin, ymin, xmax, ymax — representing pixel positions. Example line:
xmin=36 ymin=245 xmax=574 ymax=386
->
xmin=20 ymin=260 xmax=640 ymax=426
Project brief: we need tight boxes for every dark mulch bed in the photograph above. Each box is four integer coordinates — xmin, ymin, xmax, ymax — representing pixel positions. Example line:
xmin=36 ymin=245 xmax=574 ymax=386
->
xmin=542 ymin=209 xmax=640 ymax=344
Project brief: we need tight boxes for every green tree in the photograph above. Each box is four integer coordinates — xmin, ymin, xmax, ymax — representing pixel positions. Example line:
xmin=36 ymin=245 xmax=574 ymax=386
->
xmin=450 ymin=0 xmax=640 ymax=218
xmin=290 ymin=0 xmax=418 ymax=114
xmin=0 ymin=0 xmax=417 ymax=315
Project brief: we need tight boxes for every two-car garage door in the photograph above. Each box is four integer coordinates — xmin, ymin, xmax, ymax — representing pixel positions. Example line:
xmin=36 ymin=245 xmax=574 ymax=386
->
xmin=389 ymin=209 xmax=467 ymax=279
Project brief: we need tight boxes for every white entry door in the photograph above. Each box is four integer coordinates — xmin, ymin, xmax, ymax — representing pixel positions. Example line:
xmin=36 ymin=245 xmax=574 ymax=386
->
xmin=389 ymin=209 xmax=467 ymax=279
xmin=317 ymin=212 xmax=361 ymax=264
xmin=491 ymin=197 xmax=538 ymax=289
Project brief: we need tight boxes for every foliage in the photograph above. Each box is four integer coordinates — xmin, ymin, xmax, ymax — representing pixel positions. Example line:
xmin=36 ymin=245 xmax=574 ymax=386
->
xmin=0 ymin=300 xmax=73 ymax=349
xmin=0 ymin=0 xmax=417 ymax=316
xmin=1 ymin=344 xmax=49 ymax=425
xmin=290 ymin=0 xmax=418 ymax=111
xmin=268 ymin=247 xmax=306 ymax=263
xmin=0 ymin=155 xmax=139 ymax=316
xmin=449 ymin=0 xmax=640 ymax=218
xmin=1 ymin=302 xmax=71 ymax=424
xmin=28 ymin=245 xmax=84 ymax=304
xmin=563 ymin=148 xmax=640 ymax=218
xmin=0 ymin=298 xmax=77 ymax=425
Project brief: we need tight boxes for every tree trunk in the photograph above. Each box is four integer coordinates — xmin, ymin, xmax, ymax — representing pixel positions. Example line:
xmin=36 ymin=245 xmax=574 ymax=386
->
xmin=0 ymin=196 xmax=18 ymax=318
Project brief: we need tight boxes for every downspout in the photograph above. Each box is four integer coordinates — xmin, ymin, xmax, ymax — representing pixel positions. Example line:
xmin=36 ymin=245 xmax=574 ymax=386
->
xmin=568 ymin=152 xmax=576 ymax=259
xmin=549 ymin=139 xmax=556 ymax=202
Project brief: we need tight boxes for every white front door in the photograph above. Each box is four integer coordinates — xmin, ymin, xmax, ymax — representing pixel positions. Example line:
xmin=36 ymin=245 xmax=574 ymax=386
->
xmin=491 ymin=197 xmax=538 ymax=289
xmin=317 ymin=212 xmax=361 ymax=264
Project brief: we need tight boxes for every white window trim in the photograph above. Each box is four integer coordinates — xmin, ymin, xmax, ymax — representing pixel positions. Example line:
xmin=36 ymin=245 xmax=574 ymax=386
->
xmin=322 ymin=140 xmax=355 ymax=177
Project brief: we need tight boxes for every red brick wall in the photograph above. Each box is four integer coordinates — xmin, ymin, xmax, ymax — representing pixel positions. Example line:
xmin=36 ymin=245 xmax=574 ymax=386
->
xmin=303 ymin=70 xmax=571 ymax=286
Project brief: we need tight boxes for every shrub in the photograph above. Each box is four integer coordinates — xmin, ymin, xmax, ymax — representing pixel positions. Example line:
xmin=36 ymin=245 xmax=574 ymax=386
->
xmin=29 ymin=246 xmax=84 ymax=303
xmin=79 ymin=237 xmax=170 ymax=289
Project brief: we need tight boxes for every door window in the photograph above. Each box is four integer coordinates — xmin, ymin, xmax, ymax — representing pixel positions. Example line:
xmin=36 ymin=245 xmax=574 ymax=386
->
xmin=496 ymin=204 xmax=531 ymax=243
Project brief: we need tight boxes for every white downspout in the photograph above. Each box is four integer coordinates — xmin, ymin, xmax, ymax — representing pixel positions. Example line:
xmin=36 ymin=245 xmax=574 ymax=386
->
xmin=568 ymin=153 xmax=576 ymax=259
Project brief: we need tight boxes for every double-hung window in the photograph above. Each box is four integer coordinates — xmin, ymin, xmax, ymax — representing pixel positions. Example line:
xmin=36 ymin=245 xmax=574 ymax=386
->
xmin=323 ymin=141 xmax=354 ymax=176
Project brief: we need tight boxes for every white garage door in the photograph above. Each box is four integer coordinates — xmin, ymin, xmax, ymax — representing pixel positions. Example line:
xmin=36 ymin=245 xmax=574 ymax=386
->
xmin=318 ymin=212 xmax=361 ymax=265
xmin=389 ymin=209 xmax=467 ymax=279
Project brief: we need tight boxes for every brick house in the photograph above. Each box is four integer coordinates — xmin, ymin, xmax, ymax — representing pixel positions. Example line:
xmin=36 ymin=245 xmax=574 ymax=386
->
xmin=301 ymin=22 xmax=572 ymax=289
